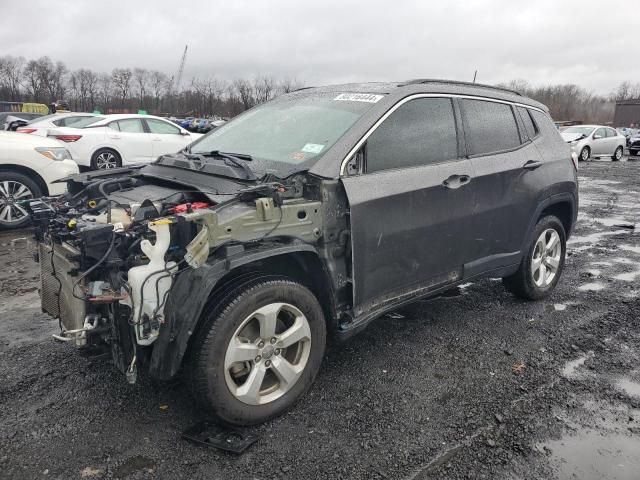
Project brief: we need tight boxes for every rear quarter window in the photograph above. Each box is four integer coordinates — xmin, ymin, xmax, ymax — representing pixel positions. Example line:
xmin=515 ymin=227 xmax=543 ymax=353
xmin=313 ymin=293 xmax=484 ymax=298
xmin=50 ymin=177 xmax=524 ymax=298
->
xmin=517 ymin=107 xmax=539 ymax=139
xmin=460 ymin=99 xmax=521 ymax=156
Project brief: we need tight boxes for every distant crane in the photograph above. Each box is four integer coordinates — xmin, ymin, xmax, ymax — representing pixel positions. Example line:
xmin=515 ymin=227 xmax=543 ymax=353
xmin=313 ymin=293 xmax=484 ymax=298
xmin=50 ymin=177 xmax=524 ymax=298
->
xmin=172 ymin=45 xmax=188 ymax=94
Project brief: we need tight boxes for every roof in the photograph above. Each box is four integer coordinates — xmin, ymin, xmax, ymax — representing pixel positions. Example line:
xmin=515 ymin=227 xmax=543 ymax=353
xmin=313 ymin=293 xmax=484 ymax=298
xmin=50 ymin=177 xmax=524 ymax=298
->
xmin=291 ymin=79 xmax=547 ymax=111
xmin=92 ymin=114 xmax=170 ymax=123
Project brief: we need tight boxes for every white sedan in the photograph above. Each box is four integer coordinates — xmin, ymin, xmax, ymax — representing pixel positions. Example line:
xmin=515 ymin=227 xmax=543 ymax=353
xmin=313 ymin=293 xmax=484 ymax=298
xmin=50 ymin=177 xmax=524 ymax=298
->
xmin=16 ymin=112 xmax=101 ymax=137
xmin=47 ymin=114 xmax=201 ymax=169
xmin=560 ymin=125 xmax=626 ymax=162
xmin=0 ymin=131 xmax=79 ymax=229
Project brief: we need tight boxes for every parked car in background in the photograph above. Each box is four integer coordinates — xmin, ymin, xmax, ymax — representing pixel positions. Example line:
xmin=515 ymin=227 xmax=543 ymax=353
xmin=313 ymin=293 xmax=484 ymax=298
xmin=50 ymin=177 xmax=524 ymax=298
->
xmin=560 ymin=125 xmax=625 ymax=161
xmin=17 ymin=113 xmax=101 ymax=137
xmin=0 ymin=131 xmax=78 ymax=229
xmin=29 ymin=80 xmax=578 ymax=425
xmin=1 ymin=112 xmax=43 ymax=130
xmin=178 ymin=117 xmax=194 ymax=129
xmin=47 ymin=114 xmax=201 ymax=169
xmin=628 ymin=131 xmax=640 ymax=156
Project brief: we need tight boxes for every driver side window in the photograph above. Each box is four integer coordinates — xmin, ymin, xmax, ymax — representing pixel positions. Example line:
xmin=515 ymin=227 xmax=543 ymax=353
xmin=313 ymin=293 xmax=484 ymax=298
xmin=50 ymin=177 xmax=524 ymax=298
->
xmin=594 ymin=128 xmax=606 ymax=139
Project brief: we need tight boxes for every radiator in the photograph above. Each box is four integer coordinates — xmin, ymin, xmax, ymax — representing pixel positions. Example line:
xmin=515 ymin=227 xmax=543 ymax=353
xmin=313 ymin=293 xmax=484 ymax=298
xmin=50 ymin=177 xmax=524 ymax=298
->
xmin=39 ymin=243 xmax=86 ymax=331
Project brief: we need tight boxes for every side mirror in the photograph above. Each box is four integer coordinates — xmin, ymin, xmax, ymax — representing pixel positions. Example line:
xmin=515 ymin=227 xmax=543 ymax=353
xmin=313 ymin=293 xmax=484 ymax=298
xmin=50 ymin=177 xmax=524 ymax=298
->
xmin=180 ymin=130 xmax=190 ymax=136
xmin=593 ymin=134 xmax=602 ymax=140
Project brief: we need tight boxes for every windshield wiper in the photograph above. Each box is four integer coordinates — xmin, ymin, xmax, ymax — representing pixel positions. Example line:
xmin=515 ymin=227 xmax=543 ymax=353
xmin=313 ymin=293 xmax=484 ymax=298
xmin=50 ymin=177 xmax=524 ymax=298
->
xmin=200 ymin=150 xmax=256 ymax=180
xmin=185 ymin=150 xmax=256 ymax=180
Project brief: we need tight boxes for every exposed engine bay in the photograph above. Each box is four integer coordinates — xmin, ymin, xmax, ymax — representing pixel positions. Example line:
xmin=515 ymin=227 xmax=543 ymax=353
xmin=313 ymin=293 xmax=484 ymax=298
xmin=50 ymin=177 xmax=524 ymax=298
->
xmin=28 ymin=164 xmax=345 ymax=383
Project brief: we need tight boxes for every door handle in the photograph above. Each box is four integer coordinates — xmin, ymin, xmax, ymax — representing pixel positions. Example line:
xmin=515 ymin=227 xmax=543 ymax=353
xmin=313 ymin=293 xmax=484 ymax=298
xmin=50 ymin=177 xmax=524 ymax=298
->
xmin=442 ymin=174 xmax=471 ymax=189
xmin=152 ymin=137 xmax=162 ymax=141
xmin=108 ymin=135 xmax=121 ymax=140
xmin=523 ymin=160 xmax=543 ymax=170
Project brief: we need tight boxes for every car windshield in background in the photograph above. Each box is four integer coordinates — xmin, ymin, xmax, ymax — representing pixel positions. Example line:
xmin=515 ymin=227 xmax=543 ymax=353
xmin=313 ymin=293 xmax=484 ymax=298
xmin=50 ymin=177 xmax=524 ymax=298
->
xmin=189 ymin=93 xmax=383 ymax=176
xmin=563 ymin=126 xmax=594 ymax=135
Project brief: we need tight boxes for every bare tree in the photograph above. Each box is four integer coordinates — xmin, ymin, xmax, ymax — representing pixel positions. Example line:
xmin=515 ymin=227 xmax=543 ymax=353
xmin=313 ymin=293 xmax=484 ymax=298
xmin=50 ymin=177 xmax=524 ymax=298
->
xmin=233 ymin=78 xmax=255 ymax=110
xmin=111 ymin=68 xmax=132 ymax=107
xmin=133 ymin=68 xmax=149 ymax=108
xmin=149 ymin=70 xmax=168 ymax=110
xmin=0 ymin=55 xmax=25 ymax=100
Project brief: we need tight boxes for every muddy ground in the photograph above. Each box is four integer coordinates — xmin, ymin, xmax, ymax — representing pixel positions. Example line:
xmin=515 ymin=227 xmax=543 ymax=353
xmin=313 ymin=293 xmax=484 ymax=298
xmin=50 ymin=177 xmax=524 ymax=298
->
xmin=1 ymin=158 xmax=640 ymax=480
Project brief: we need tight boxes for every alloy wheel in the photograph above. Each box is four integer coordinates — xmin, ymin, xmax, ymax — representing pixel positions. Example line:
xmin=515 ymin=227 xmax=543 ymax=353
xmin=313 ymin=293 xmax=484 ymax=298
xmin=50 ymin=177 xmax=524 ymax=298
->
xmin=96 ymin=152 xmax=118 ymax=169
xmin=0 ymin=180 xmax=34 ymax=224
xmin=615 ymin=147 xmax=623 ymax=160
xmin=224 ymin=302 xmax=312 ymax=405
xmin=531 ymin=228 xmax=562 ymax=287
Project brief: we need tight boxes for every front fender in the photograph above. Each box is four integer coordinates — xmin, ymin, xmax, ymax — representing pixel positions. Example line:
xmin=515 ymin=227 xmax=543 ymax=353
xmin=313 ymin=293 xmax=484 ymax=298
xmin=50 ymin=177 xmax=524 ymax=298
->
xmin=148 ymin=241 xmax=319 ymax=380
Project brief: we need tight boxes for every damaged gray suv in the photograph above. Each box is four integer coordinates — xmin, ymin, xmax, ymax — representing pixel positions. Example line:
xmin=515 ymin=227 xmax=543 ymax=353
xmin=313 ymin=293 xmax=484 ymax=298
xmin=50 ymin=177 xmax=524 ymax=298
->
xmin=29 ymin=80 xmax=578 ymax=425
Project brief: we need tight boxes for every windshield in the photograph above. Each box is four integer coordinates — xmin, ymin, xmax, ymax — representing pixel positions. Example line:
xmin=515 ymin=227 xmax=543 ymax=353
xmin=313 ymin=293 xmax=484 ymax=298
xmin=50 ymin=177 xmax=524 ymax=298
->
xmin=189 ymin=92 xmax=382 ymax=176
xmin=563 ymin=126 xmax=594 ymax=135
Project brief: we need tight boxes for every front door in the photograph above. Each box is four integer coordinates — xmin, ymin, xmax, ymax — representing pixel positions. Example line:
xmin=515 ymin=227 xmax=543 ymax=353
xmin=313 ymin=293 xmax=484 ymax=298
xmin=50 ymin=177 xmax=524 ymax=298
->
xmin=145 ymin=118 xmax=191 ymax=158
xmin=341 ymin=97 xmax=478 ymax=315
xmin=107 ymin=118 xmax=153 ymax=164
xmin=591 ymin=127 xmax=608 ymax=155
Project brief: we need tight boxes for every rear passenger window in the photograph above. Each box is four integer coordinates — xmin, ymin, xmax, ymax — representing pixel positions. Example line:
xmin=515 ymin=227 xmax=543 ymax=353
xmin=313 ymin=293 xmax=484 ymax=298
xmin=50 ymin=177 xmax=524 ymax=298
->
xmin=116 ymin=119 xmax=144 ymax=133
xmin=460 ymin=99 xmax=521 ymax=155
xmin=517 ymin=107 xmax=538 ymax=139
xmin=366 ymin=98 xmax=457 ymax=173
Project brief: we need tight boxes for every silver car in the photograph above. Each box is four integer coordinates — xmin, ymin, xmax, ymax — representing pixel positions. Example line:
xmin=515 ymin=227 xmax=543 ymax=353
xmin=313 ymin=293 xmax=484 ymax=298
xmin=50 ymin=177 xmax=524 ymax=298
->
xmin=561 ymin=125 xmax=626 ymax=162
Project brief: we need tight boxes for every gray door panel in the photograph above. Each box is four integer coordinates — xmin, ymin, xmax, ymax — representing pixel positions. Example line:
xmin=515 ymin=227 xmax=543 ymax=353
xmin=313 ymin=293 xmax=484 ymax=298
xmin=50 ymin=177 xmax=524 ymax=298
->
xmin=468 ymin=143 xmax=543 ymax=259
xmin=342 ymin=159 xmax=475 ymax=312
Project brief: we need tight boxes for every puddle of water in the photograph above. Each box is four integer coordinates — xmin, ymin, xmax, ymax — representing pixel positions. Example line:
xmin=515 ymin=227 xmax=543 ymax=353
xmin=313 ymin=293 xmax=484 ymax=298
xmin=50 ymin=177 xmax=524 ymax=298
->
xmin=616 ymin=378 xmax=640 ymax=399
xmin=619 ymin=244 xmax=640 ymax=255
xmin=578 ymin=283 xmax=606 ymax=292
xmin=543 ymin=431 xmax=640 ymax=480
xmin=614 ymin=271 xmax=640 ymax=282
xmin=568 ymin=230 xmax=629 ymax=247
xmin=591 ymin=261 xmax=613 ymax=267
xmin=554 ymin=304 xmax=567 ymax=311
xmin=562 ymin=354 xmax=591 ymax=379
xmin=112 ymin=456 xmax=155 ymax=477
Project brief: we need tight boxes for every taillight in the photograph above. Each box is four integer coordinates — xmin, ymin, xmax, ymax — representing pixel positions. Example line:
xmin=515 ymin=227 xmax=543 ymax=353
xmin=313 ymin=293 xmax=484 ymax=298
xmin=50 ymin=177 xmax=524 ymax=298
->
xmin=17 ymin=128 xmax=36 ymax=134
xmin=51 ymin=135 xmax=82 ymax=143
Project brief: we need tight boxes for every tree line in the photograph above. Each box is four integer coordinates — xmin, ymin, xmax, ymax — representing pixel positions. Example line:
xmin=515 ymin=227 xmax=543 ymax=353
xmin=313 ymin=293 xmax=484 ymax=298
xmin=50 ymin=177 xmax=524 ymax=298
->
xmin=0 ymin=55 xmax=302 ymax=118
xmin=1 ymin=55 xmax=639 ymax=123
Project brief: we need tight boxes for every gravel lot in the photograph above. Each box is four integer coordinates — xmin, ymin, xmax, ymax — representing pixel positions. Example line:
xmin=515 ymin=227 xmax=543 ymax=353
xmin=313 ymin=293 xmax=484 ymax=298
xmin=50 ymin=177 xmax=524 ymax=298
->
xmin=1 ymin=159 xmax=640 ymax=480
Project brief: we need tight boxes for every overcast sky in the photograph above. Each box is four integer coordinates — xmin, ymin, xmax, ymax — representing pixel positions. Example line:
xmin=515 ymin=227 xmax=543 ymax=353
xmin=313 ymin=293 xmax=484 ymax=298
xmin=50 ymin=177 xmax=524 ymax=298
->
xmin=0 ymin=0 xmax=634 ymax=94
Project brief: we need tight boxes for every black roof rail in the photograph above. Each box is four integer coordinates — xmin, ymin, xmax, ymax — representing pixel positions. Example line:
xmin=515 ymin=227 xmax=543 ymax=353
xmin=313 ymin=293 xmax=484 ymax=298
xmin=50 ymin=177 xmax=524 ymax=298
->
xmin=398 ymin=79 xmax=522 ymax=96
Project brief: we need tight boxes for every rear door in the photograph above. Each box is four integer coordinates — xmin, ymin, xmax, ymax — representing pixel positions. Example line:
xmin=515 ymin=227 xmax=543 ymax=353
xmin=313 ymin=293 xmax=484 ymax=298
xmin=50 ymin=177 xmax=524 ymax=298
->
xmin=460 ymin=99 xmax=543 ymax=273
xmin=342 ymin=97 xmax=477 ymax=312
xmin=605 ymin=127 xmax=619 ymax=154
xmin=106 ymin=119 xmax=153 ymax=163
xmin=145 ymin=118 xmax=191 ymax=158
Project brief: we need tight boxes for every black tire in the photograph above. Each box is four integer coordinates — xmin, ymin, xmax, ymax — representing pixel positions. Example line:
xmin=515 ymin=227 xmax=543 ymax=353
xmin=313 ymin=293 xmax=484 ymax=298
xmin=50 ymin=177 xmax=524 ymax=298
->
xmin=90 ymin=148 xmax=122 ymax=170
xmin=579 ymin=146 xmax=590 ymax=162
xmin=0 ymin=171 xmax=42 ymax=230
xmin=187 ymin=276 xmax=326 ymax=426
xmin=503 ymin=215 xmax=566 ymax=300
xmin=612 ymin=146 xmax=623 ymax=161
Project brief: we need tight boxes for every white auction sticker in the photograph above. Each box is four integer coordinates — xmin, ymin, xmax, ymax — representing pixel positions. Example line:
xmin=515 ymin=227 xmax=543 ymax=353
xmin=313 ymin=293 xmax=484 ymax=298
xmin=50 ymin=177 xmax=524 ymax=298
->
xmin=301 ymin=143 xmax=325 ymax=154
xmin=333 ymin=93 xmax=384 ymax=103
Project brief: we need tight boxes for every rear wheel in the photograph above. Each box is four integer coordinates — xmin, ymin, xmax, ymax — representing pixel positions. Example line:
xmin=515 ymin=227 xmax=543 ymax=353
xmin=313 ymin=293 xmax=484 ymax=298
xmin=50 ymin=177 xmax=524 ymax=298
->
xmin=90 ymin=149 xmax=121 ymax=170
xmin=612 ymin=146 xmax=623 ymax=161
xmin=579 ymin=146 xmax=590 ymax=162
xmin=0 ymin=172 xmax=42 ymax=230
xmin=503 ymin=215 xmax=566 ymax=300
xmin=187 ymin=277 xmax=326 ymax=425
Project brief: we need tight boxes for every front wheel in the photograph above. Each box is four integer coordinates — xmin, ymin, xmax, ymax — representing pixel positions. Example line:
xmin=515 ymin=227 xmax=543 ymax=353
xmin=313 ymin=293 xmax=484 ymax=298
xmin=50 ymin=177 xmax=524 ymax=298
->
xmin=0 ymin=172 xmax=42 ymax=230
xmin=503 ymin=215 xmax=566 ymax=300
xmin=187 ymin=277 xmax=326 ymax=425
xmin=579 ymin=146 xmax=590 ymax=162
xmin=612 ymin=146 xmax=623 ymax=161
